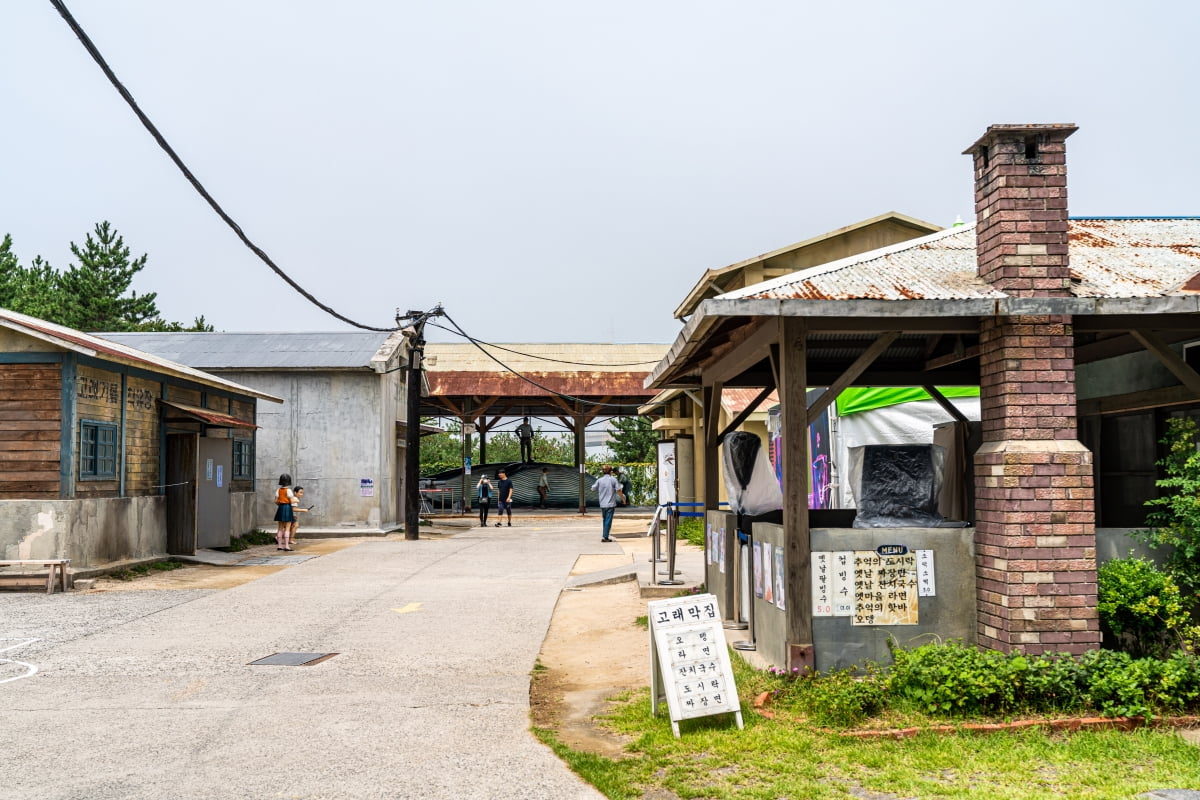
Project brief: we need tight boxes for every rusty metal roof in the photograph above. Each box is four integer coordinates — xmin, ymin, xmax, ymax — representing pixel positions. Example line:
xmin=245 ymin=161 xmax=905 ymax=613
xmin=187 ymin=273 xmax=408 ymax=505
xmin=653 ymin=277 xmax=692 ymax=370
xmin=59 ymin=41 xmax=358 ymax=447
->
xmin=720 ymin=219 xmax=1200 ymax=302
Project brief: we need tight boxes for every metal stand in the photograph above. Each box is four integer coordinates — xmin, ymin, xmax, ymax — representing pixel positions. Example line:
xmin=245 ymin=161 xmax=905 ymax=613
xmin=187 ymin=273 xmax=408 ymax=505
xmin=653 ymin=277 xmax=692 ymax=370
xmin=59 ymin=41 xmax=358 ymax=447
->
xmin=731 ymin=528 xmax=755 ymax=650
xmin=647 ymin=505 xmax=667 ymax=563
xmin=657 ymin=503 xmax=684 ymax=586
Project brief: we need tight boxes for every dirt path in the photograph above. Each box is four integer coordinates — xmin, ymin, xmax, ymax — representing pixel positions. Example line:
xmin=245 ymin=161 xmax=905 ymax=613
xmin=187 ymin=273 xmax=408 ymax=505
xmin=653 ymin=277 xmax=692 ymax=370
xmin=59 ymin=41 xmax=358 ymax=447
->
xmin=530 ymin=520 xmax=659 ymax=758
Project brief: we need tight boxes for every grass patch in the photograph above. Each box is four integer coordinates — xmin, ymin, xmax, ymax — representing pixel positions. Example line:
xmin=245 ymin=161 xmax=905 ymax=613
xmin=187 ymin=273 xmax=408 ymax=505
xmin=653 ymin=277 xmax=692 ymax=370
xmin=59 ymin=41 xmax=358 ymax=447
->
xmin=220 ymin=529 xmax=277 ymax=552
xmin=634 ymin=615 xmax=648 ymax=630
xmin=540 ymin=652 xmax=1200 ymax=799
xmin=109 ymin=559 xmax=184 ymax=582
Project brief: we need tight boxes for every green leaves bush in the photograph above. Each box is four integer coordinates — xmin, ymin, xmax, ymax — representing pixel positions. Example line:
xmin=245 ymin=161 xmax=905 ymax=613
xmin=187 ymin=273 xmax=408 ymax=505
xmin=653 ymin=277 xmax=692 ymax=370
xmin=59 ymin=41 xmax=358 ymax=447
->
xmin=760 ymin=640 xmax=1200 ymax=728
xmin=1098 ymin=556 xmax=1191 ymax=658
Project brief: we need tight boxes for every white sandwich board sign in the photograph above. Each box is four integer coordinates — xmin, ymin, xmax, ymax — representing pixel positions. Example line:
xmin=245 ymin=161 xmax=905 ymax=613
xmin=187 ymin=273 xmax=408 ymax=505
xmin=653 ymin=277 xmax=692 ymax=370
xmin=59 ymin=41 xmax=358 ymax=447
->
xmin=649 ymin=593 xmax=743 ymax=737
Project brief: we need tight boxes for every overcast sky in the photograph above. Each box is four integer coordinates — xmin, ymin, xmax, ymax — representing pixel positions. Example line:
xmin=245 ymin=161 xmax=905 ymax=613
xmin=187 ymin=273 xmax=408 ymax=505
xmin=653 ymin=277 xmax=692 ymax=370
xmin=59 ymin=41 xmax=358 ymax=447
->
xmin=2 ymin=2 xmax=1197 ymax=345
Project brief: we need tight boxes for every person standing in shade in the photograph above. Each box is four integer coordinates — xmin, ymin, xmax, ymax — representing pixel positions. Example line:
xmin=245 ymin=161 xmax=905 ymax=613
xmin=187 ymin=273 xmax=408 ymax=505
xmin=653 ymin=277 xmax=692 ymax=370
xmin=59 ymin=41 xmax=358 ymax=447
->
xmin=495 ymin=469 xmax=515 ymax=527
xmin=537 ymin=468 xmax=550 ymax=508
xmin=594 ymin=465 xmax=621 ymax=542
xmin=516 ymin=417 xmax=535 ymax=463
xmin=476 ymin=475 xmax=493 ymax=527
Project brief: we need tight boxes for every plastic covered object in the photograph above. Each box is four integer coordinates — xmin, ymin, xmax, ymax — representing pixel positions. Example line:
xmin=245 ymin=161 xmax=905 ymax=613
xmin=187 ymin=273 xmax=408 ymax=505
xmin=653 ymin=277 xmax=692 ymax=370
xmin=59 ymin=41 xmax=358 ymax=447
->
xmin=849 ymin=444 xmax=945 ymax=528
xmin=721 ymin=431 xmax=783 ymax=516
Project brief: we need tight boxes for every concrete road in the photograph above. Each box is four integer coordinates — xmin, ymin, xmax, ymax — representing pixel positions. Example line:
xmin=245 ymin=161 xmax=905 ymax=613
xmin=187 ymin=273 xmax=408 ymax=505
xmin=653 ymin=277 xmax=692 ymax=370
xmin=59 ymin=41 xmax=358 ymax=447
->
xmin=0 ymin=520 xmax=615 ymax=800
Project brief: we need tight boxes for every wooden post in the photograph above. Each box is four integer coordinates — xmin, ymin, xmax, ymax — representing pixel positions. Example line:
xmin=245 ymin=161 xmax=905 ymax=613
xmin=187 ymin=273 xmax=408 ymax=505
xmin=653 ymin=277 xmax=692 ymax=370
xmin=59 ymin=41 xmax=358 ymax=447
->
xmin=778 ymin=317 xmax=813 ymax=672
xmin=702 ymin=383 xmax=721 ymax=510
xmin=575 ymin=407 xmax=587 ymax=514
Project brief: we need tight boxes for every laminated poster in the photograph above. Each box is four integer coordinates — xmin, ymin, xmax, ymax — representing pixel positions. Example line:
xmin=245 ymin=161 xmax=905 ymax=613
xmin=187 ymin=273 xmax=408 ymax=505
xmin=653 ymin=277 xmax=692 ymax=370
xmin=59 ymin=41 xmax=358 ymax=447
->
xmin=718 ymin=527 xmax=726 ymax=574
xmin=773 ymin=546 xmax=786 ymax=610
xmin=762 ymin=542 xmax=773 ymax=604
xmin=753 ymin=541 xmax=763 ymax=599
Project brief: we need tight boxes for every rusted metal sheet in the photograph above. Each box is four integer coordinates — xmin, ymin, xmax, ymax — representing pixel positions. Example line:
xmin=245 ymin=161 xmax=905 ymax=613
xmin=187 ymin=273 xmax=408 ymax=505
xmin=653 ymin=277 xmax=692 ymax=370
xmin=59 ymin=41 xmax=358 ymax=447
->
xmin=425 ymin=371 xmax=658 ymax=398
xmin=721 ymin=219 xmax=1200 ymax=303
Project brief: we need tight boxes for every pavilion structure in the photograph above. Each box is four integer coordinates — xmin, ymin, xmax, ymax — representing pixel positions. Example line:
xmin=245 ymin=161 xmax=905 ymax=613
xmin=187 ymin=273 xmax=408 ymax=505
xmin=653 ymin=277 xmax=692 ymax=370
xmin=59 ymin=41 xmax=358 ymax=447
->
xmin=421 ymin=342 xmax=669 ymax=511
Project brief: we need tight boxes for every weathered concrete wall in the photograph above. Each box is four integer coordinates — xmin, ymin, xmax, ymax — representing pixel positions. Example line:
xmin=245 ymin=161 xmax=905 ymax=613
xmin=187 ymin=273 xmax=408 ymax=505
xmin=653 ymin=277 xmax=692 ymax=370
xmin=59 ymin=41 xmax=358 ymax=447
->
xmin=0 ymin=497 xmax=166 ymax=567
xmin=230 ymin=371 xmax=395 ymax=530
xmin=705 ymin=511 xmax=739 ymax=625
xmin=230 ymin=491 xmax=258 ymax=537
xmin=1077 ymin=344 xmax=1194 ymax=400
xmin=1096 ymin=527 xmax=1171 ymax=566
xmin=751 ymin=524 xmax=976 ymax=672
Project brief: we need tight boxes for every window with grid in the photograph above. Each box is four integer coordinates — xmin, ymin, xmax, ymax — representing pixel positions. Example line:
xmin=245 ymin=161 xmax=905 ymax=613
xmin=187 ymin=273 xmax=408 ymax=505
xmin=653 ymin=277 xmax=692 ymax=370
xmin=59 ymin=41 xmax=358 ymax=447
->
xmin=233 ymin=439 xmax=254 ymax=480
xmin=80 ymin=421 xmax=118 ymax=479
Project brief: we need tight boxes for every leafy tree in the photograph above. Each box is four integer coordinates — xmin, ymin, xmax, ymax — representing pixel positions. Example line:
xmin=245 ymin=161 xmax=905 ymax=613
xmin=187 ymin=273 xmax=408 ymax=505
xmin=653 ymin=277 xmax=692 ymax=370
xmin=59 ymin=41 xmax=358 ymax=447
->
xmin=608 ymin=415 xmax=657 ymax=463
xmin=56 ymin=221 xmax=160 ymax=331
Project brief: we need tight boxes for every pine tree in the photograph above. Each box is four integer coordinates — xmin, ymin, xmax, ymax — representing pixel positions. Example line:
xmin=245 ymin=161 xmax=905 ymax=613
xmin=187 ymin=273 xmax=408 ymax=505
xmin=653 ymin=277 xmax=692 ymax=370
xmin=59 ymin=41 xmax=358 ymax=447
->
xmin=608 ymin=416 xmax=657 ymax=463
xmin=0 ymin=235 xmax=58 ymax=319
xmin=56 ymin=221 xmax=161 ymax=331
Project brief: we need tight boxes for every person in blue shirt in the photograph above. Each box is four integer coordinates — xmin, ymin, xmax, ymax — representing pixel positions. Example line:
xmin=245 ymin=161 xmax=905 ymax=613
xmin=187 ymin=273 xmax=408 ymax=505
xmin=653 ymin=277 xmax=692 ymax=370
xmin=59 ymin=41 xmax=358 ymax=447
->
xmin=495 ymin=470 xmax=515 ymax=527
xmin=593 ymin=465 xmax=622 ymax=542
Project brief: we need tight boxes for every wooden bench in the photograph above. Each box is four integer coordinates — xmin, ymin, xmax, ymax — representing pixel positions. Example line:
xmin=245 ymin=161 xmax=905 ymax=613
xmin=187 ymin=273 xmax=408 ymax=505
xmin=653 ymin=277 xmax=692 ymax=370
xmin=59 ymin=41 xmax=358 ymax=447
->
xmin=0 ymin=559 xmax=70 ymax=594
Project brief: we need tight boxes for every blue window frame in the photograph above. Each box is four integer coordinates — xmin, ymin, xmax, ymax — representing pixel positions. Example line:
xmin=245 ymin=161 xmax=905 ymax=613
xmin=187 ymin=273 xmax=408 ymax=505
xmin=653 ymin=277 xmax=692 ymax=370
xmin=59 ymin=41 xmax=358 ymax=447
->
xmin=79 ymin=420 xmax=118 ymax=479
xmin=233 ymin=439 xmax=254 ymax=480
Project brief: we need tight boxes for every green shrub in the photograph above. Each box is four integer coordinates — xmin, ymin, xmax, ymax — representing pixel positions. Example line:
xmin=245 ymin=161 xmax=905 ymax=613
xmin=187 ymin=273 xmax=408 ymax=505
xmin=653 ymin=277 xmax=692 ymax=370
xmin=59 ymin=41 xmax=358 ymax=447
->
xmin=1098 ymin=556 xmax=1190 ymax=658
xmin=887 ymin=639 xmax=1021 ymax=716
xmin=798 ymin=666 xmax=887 ymax=728
xmin=1137 ymin=416 xmax=1200 ymax=600
xmin=1019 ymin=651 xmax=1084 ymax=713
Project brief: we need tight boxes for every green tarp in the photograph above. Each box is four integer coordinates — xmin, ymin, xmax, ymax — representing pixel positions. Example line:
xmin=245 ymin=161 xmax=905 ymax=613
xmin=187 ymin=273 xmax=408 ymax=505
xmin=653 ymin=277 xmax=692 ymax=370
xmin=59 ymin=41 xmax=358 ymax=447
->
xmin=835 ymin=386 xmax=980 ymax=416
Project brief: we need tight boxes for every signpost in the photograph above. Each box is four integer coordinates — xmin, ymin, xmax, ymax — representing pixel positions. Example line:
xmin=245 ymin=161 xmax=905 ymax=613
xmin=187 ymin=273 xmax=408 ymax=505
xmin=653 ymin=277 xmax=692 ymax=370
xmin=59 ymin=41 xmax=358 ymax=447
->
xmin=649 ymin=593 xmax=743 ymax=737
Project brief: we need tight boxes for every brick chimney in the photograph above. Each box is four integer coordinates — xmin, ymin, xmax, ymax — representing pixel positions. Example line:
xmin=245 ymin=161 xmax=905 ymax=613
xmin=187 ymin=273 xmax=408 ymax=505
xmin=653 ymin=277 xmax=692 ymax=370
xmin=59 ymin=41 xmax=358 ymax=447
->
xmin=965 ymin=123 xmax=1099 ymax=656
xmin=965 ymin=124 xmax=1076 ymax=296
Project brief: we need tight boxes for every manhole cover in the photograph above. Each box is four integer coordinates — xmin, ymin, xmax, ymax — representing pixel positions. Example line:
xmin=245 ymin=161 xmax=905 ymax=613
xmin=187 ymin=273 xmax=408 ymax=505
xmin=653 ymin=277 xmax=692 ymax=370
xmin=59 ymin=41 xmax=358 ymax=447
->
xmin=238 ymin=555 xmax=315 ymax=566
xmin=248 ymin=652 xmax=338 ymax=666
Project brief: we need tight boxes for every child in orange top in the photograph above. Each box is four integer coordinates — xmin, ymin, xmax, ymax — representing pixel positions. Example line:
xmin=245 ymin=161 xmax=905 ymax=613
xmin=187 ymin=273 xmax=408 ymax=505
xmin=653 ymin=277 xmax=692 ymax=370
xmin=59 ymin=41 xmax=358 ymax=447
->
xmin=274 ymin=473 xmax=295 ymax=550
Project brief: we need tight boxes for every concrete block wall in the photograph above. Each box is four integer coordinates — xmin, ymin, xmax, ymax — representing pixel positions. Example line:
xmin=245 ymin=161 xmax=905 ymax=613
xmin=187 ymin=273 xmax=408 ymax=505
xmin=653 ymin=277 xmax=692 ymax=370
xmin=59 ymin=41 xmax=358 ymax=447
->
xmin=0 ymin=497 xmax=166 ymax=568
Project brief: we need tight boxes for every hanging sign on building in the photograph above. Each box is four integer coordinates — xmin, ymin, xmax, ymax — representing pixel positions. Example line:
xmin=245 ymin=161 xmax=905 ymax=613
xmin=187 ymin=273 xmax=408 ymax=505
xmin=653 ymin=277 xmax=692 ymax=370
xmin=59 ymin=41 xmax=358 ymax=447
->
xmin=649 ymin=593 xmax=743 ymax=738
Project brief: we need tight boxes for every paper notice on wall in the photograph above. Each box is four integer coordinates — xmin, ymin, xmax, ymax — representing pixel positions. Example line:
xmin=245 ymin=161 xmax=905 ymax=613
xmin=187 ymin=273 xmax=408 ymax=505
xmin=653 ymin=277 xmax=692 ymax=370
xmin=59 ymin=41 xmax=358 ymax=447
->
xmin=718 ymin=527 xmax=726 ymax=574
xmin=917 ymin=549 xmax=936 ymax=597
xmin=360 ymin=478 xmax=375 ymax=497
xmin=832 ymin=551 xmax=854 ymax=616
xmin=812 ymin=551 xmax=833 ymax=616
xmin=852 ymin=551 xmax=918 ymax=626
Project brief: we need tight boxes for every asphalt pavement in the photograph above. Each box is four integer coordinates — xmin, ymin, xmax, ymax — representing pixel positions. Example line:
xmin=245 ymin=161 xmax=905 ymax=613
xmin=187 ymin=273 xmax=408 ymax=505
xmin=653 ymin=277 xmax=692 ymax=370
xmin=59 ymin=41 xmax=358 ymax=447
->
xmin=0 ymin=518 xmax=641 ymax=800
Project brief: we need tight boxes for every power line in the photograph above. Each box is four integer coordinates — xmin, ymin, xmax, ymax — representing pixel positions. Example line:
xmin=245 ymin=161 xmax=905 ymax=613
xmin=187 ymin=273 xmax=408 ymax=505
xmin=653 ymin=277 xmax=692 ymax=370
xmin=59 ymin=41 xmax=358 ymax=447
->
xmin=47 ymin=0 xmax=393 ymax=333
xmin=440 ymin=312 xmax=647 ymax=411
xmin=426 ymin=321 xmax=662 ymax=368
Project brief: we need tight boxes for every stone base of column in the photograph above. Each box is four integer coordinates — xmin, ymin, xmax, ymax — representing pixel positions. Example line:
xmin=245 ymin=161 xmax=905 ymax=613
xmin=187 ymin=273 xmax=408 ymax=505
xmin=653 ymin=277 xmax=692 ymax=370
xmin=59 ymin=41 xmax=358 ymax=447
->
xmin=973 ymin=439 xmax=1101 ymax=655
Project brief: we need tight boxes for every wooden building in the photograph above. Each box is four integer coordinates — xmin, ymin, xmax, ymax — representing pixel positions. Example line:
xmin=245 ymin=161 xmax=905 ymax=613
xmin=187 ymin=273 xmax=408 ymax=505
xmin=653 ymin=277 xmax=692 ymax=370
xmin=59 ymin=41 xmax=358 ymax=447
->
xmin=0 ymin=309 xmax=281 ymax=567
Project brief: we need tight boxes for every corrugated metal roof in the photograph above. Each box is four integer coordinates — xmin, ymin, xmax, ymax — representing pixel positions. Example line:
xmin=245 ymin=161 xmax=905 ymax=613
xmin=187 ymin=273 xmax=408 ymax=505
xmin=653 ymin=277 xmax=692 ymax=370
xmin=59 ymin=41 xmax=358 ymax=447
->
xmin=0 ymin=309 xmax=282 ymax=402
xmin=720 ymin=389 xmax=778 ymax=416
xmin=719 ymin=219 xmax=1200 ymax=302
xmin=97 ymin=331 xmax=401 ymax=370
xmin=423 ymin=343 xmax=669 ymax=374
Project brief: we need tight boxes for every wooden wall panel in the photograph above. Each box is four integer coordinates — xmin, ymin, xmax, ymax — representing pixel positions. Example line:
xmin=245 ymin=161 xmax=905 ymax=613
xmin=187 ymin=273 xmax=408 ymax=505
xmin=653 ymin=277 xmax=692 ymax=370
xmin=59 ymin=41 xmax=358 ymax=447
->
xmin=167 ymin=385 xmax=202 ymax=407
xmin=0 ymin=363 xmax=62 ymax=498
xmin=74 ymin=365 xmax=122 ymax=498
xmin=125 ymin=375 xmax=161 ymax=495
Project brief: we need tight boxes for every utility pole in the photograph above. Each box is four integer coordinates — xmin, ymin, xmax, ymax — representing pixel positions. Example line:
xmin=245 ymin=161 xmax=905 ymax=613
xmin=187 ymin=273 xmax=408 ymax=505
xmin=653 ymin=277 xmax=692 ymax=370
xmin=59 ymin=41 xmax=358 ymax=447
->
xmin=399 ymin=305 xmax=443 ymax=540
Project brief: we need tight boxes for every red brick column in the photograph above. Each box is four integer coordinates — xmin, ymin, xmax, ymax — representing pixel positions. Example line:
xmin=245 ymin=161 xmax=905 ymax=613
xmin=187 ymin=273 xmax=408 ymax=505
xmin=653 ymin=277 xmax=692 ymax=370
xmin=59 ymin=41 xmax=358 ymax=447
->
xmin=973 ymin=315 xmax=1099 ymax=654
